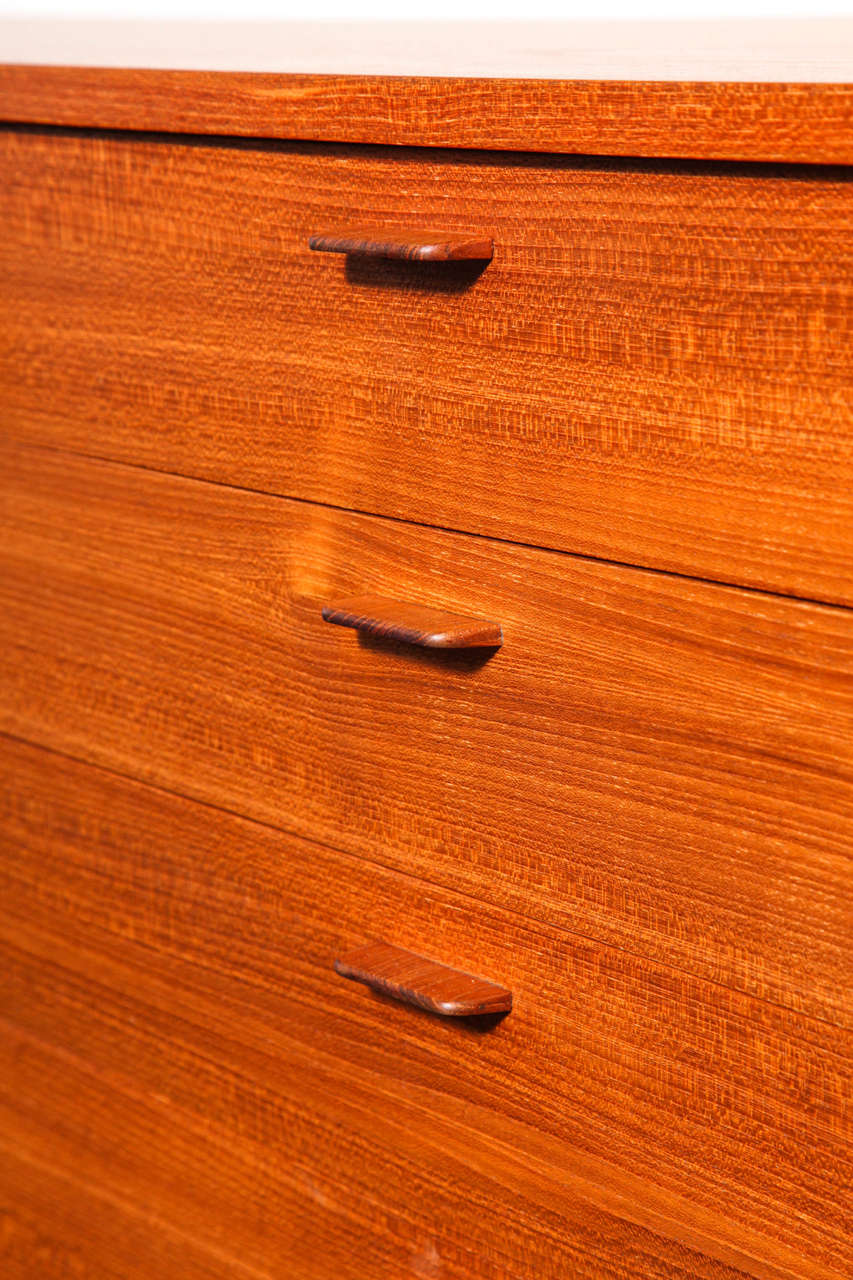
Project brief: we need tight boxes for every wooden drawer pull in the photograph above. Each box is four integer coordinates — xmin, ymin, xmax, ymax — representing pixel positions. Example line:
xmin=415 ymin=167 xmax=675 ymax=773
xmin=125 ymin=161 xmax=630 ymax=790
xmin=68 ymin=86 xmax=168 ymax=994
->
xmin=321 ymin=595 xmax=502 ymax=649
xmin=335 ymin=942 xmax=512 ymax=1017
xmin=308 ymin=229 xmax=494 ymax=262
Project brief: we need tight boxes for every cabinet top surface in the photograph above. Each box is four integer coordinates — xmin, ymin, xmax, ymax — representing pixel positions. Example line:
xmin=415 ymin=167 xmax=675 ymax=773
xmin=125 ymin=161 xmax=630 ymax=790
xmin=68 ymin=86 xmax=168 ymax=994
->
xmin=2 ymin=18 xmax=852 ymax=81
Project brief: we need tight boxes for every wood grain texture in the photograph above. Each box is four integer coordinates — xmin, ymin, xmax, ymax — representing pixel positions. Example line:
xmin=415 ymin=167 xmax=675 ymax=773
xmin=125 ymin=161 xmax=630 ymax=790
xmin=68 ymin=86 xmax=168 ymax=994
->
xmin=0 ymin=736 xmax=849 ymax=1279
xmin=2 ymin=129 xmax=852 ymax=604
xmin=335 ymin=941 xmax=513 ymax=1015
xmin=308 ymin=229 xmax=494 ymax=260
xmin=0 ymin=443 xmax=850 ymax=1033
xmin=322 ymin=596 xmax=503 ymax=647
xmin=0 ymin=1143 xmax=243 ymax=1280
xmin=1 ymin=68 xmax=853 ymax=162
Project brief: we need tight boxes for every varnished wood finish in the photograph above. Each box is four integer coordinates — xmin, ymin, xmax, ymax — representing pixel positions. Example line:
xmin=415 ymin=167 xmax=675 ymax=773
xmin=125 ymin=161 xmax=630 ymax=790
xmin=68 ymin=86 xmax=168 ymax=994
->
xmin=1 ymin=444 xmax=850 ymax=1032
xmin=335 ymin=941 xmax=513 ymax=1015
xmin=2 ymin=130 xmax=852 ymax=604
xmin=322 ymin=596 xmax=503 ymax=648
xmin=2 ymin=45 xmax=852 ymax=1275
xmin=0 ymin=735 xmax=849 ymax=1279
xmin=0 ymin=1143 xmax=242 ymax=1280
xmin=2 ymin=67 xmax=853 ymax=163
xmin=309 ymin=229 xmax=494 ymax=260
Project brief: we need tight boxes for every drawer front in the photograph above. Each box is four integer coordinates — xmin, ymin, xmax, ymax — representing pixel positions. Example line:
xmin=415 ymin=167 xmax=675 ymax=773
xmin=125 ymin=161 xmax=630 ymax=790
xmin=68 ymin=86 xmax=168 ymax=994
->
xmin=1 ymin=737 xmax=848 ymax=1280
xmin=1 ymin=130 xmax=852 ymax=605
xmin=1 ymin=443 xmax=850 ymax=1030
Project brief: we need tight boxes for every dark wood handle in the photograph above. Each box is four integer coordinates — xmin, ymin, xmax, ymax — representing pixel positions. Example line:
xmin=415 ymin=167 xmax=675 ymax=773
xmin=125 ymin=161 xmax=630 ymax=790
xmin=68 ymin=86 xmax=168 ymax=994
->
xmin=335 ymin=942 xmax=512 ymax=1017
xmin=308 ymin=229 xmax=493 ymax=262
xmin=321 ymin=595 xmax=502 ymax=649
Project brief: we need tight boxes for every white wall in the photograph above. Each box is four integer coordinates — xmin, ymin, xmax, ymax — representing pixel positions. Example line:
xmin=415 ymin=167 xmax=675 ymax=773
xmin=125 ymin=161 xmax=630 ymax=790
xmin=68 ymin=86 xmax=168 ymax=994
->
xmin=2 ymin=1 xmax=851 ymax=21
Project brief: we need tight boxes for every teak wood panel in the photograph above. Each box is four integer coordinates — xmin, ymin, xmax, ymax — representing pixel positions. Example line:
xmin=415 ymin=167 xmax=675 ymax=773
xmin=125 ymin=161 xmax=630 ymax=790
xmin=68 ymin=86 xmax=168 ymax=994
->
xmin=0 ymin=1143 xmax=241 ymax=1280
xmin=2 ymin=130 xmax=853 ymax=606
xmin=0 ymin=444 xmax=850 ymax=1032
xmin=0 ymin=737 xmax=849 ymax=1279
xmin=2 ymin=67 xmax=853 ymax=163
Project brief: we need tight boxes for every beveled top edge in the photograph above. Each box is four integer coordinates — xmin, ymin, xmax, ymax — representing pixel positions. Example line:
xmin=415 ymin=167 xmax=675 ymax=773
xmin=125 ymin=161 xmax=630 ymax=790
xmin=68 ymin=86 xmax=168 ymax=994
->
xmin=2 ymin=19 xmax=853 ymax=82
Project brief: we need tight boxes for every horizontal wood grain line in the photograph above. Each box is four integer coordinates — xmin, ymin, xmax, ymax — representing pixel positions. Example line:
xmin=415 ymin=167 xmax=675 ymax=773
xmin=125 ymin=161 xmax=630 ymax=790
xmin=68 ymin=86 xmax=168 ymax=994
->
xmin=2 ymin=725 xmax=849 ymax=1046
xmin=1 ymin=443 xmax=850 ymax=1031
xmin=20 ymin=438 xmax=853 ymax=616
xmin=6 ymin=122 xmax=853 ymax=178
xmin=0 ymin=962 xmax=843 ymax=1280
xmin=0 ymin=734 xmax=848 ymax=1278
xmin=0 ymin=1004 xmax=829 ymax=1280
xmin=0 ymin=1136 xmax=273 ymax=1280
xmin=1 ymin=67 xmax=853 ymax=163
xmin=3 ymin=129 xmax=852 ymax=604
xmin=3 ymin=723 xmax=848 ymax=1052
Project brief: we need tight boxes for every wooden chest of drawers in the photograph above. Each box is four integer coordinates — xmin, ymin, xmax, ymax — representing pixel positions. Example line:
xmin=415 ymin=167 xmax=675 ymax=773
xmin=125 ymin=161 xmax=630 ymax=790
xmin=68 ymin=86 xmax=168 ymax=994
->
xmin=0 ymin=20 xmax=851 ymax=1280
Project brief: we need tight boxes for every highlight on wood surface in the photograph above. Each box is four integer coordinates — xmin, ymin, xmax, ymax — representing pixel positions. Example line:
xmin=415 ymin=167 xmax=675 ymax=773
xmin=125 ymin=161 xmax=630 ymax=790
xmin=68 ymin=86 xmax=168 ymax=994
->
xmin=308 ymin=229 xmax=494 ymax=262
xmin=321 ymin=595 xmax=503 ymax=648
xmin=334 ymin=941 xmax=513 ymax=1017
xmin=5 ymin=129 xmax=852 ymax=606
xmin=3 ymin=63 xmax=853 ymax=164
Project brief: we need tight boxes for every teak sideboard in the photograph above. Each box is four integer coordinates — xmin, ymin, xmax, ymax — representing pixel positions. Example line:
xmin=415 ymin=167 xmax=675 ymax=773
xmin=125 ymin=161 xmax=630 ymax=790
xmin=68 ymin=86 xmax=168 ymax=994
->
xmin=0 ymin=20 xmax=851 ymax=1280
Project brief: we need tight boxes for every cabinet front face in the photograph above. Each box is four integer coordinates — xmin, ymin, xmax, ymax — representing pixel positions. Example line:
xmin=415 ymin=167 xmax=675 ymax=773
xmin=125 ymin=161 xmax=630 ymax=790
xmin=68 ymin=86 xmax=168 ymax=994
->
xmin=2 ymin=736 xmax=849 ymax=1280
xmin=0 ymin=435 xmax=850 ymax=1279
xmin=2 ymin=128 xmax=852 ymax=603
xmin=1 ymin=442 xmax=851 ymax=1025
xmin=1 ymin=73 xmax=852 ymax=1280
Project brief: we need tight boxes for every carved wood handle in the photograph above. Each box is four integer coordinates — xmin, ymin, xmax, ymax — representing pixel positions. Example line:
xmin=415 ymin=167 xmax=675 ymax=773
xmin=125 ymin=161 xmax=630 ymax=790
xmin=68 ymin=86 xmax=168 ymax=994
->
xmin=321 ymin=595 xmax=502 ymax=649
xmin=335 ymin=942 xmax=512 ymax=1017
xmin=308 ymin=229 xmax=494 ymax=262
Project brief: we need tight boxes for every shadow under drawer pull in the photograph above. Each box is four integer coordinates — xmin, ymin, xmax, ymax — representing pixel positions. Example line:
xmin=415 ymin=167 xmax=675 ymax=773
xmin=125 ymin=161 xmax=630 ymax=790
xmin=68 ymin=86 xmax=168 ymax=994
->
xmin=335 ymin=941 xmax=513 ymax=1017
xmin=321 ymin=595 xmax=502 ymax=649
xmin=308 ymin=229 xmax=494 ymax=262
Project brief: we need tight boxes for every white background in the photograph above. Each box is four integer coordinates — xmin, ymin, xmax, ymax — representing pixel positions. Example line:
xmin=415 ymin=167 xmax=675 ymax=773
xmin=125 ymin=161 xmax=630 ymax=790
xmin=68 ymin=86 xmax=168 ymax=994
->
xmin=2 ymin=1 xmax=851 ymax=22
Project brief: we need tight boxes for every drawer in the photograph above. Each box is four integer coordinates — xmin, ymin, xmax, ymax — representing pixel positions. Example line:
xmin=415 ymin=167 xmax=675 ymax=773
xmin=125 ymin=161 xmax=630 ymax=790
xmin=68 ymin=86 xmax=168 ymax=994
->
xmin=0 ymin=737 xmax=847 ymax=1279
xmin=1 ymin=442 xmax=850 ymax=1029
xmin=1 ymin=129 xmax=852 ymax=605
